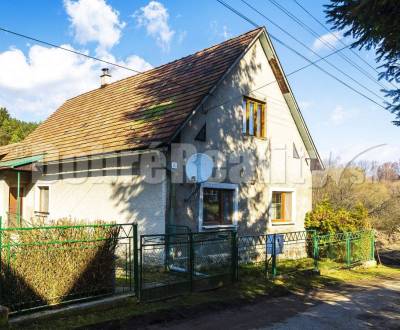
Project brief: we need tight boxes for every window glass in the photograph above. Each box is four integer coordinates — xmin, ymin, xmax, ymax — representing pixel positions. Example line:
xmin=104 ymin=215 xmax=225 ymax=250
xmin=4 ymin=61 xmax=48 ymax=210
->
xmin=293 ymin=143 xmax=300 ymax=159
xmin=242 ymin=99 xmax=247 ymax=134
xmin=257 ymin=104 xmax=262 ymax=137
xmin=271 ymin=191 xmax=292 ymax=222
xmin=203 ymin=188 xmax=233 ymax=225
xmin=242 ymin=98 xmax=265 ymax=138
xmin=39 ymin=186 xmax=49 ymax=213
xmin=248 ymin=102 xmax=254 ymax=135
xmin=271 ymin=192 xmax=282 ymax=220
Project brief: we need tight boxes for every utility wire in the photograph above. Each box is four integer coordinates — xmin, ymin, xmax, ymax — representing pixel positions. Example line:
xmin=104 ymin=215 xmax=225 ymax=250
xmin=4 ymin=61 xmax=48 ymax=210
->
xmin=292 ymin=0 xmax=397 ymax=90
xmin=269 ymin=0 xmax=390 ymax=91
xmin=204 ymin=43 xmax=348 ymax=112
xmin=0 ymin=26 xmax=197 ymax=96
xmin=0 ymin=27 xmax=140 ymax=73
xmin=216 ymin=0 xmax=386 ymax=110
xmin=242 ymin=0 xmax=386 ymax=102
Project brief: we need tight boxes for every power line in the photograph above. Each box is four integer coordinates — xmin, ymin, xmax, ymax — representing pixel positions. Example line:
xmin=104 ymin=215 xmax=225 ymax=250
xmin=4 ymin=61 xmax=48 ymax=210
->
xmin=241 ymin=0 xmax=386 ymax=103
xmin=292 ymin=0 xmax=397 ymax=90
xmin=269 ymin=0 xmax=390 ymax=91
xmin=216 ymin=0 xmax=386 ymax=110
xmin=0 ymin=27 xmax=140 ymax=73
xmin=0 ymin=26 xmax=196 ymax=98
xmin=203 ymin=43 xmax=349 ymax=112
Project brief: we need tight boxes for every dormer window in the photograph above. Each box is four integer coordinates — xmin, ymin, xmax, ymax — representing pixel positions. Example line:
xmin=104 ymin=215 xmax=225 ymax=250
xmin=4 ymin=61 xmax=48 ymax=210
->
xmin=242 ymin=97 xmax=266 ymax=138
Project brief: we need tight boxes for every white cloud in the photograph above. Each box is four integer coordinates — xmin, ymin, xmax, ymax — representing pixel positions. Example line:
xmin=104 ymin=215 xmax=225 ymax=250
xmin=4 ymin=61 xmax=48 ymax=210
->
xmin=299 ymin=100 xmax=313 ymax=111
xmin=64 ymin=0 xmax=125 ymax=56
xmin=312 ymin=31 xmax=342 ymax=51
xmin=221 ymin=26 xmax=231 ymax=40
xmin=330 ymin=105 xmax=346 ymax=125
xmin=0 ymin=0 xmax=154 ymax=122
xmin=329 ymin=105 xmax=359 ymax=125
xmin=0 ymin=44 xmax=152 ymax=121
xmin=324 ymin=144 xmax=400 ymax=163
xmin=134 ymin=1 xmax=175 ymax=51
xmin=177 ymin=30 xmax=187 ymax=44
xmin=209 ymin=21 xmax=232 ymax=41
xmin=109 ymin=54 xmax=153 ymax=81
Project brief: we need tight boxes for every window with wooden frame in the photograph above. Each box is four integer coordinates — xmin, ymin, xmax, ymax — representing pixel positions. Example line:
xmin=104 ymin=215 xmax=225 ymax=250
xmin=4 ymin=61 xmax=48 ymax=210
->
xmin=271 ymin=191 xmax=292 ymax=223
xmin=203 ymin=188 xmax=234 ymax=226
xmin=242 ymin=97 xmax=266 ymax=138
xmin=38 ymin=186 xmax=49 ymax=214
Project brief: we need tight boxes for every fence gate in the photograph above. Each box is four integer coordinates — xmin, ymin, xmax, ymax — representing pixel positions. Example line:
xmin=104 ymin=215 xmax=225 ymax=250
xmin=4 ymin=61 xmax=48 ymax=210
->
xmin=139 ymin=230 xmax=236 ymax=301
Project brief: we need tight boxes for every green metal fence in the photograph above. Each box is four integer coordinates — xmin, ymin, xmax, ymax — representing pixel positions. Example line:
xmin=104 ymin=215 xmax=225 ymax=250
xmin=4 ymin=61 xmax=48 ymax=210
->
xmin=139 ymin=230 xmax=236 ymax=301
xmin=315 ymin=230 xmax=375 ymax=270
xmin=238 ymin=231 xmax=315 ymax=278
xmin=0 ymin=219 xmax=138 ymax=314
xmin=0 ymin=221 xmax=375 ymax=313
xmin=238 ymin=230 xmax=375 ymax=277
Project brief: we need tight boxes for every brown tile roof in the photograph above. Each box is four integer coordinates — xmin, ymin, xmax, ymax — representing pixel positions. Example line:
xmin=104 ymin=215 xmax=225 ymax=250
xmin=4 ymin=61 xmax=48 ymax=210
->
xmin=1 ymin=27 xmax=263 ymax=163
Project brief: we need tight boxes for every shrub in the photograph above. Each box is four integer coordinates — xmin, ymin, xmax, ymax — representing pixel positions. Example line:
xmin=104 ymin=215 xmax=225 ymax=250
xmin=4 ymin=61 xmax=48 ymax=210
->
xmin=305 ymin=199 xmax=370 ymax=234
xmin=0 ymin=219 xmax=120 ymax=311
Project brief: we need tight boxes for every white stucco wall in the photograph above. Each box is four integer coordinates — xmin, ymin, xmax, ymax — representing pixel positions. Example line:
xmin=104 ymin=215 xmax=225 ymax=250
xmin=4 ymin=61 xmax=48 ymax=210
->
xmin=0 ymin=157 xmax=167 ymax=235
xmin=173 ymin=38 xmax=313 ymax=234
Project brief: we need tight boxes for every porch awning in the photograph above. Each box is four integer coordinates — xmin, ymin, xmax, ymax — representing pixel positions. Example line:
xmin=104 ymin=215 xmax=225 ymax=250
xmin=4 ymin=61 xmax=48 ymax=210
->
xmin=0 ymin=155 xmax=43 ymax=168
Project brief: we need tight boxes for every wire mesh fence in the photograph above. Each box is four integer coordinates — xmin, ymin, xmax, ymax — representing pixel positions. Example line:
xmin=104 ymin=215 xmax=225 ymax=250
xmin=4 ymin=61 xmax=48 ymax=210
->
xmin=0 ymin=220 xmax=137 ymax=314
xmin=316 ymin=230 xmax=374 ymax=269
xmin=139 ymin=230 xmax=236 ymax=301
xmin=238 ymin=231 xmax=315 ymax=278
xmin=0 ymin=218 xmax=375 ymax=314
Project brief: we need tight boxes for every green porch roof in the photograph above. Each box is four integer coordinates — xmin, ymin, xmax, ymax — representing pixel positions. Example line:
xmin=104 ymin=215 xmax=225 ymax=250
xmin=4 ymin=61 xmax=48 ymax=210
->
xmin=0 ymin=155 xmax=43 ymax=168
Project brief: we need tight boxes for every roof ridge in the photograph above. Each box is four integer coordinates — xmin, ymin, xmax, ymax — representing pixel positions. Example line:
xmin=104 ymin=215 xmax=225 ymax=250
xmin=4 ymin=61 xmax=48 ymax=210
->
xmin=64 ymin=27 xmax=264 ymax=103
xmin=2 ymin=27 xmax=264 ymax=162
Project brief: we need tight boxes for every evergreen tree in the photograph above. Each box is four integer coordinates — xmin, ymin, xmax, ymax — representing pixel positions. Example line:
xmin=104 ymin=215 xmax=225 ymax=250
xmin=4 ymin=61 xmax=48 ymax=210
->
xmin=0 ymin=108 xmax=39 ymax=146
xmin=325 ymin=0 xmax=400 ymax=126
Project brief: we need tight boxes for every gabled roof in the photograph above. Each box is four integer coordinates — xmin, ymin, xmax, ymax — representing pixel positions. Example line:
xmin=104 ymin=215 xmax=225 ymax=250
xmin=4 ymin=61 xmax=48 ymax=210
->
xmin=1 ymin=27 xmax=263 ymax=163
xmin=0 ymin=26 xmax=322 ymax=169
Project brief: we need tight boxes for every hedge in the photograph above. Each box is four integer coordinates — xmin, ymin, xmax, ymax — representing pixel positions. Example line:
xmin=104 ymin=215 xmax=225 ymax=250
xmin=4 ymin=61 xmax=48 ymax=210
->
xmin=0 ymin=220 xmax=120 ymax=311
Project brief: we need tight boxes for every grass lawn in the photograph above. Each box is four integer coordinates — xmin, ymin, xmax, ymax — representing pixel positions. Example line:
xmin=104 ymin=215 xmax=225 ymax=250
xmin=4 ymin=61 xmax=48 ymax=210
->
xmin=10 ymin=262 xmax=400 ymax=330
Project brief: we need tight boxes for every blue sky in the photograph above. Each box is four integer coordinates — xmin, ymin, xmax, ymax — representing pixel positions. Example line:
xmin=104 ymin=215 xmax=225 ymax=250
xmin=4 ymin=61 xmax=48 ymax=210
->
xmin=0 ymin=0 xmax=398 ymax=163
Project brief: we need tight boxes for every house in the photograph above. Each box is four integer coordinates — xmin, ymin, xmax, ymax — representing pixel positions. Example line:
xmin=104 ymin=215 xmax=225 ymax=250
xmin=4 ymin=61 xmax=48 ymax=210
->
xmin=0 ymin=27 xmax=322 ymax=235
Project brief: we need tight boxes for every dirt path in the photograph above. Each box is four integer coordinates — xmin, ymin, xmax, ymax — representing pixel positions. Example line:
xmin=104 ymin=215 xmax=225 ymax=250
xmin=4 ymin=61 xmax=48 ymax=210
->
xmin=141 ymin=277 xmax=400 ymax=330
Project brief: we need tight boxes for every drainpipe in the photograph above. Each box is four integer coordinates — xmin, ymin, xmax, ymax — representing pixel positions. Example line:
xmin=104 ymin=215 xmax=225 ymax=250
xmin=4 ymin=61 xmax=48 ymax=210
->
xmin=165 ymin=145 xmax=175 ymax=233
xmin=16 ymin=170 xmax=20 ymax=227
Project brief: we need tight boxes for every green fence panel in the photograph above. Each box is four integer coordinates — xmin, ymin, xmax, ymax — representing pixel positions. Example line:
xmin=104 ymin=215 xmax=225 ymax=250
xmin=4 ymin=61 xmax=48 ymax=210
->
xmin=237 ymin=231 xmax=315 ymax=279
xmin=139 ymin=230 xmax=235 ymax=302
xmin=315 ymin=230 xmax=374 ymax=269
xmin=0 ymin=222 xmax=137 ymax=314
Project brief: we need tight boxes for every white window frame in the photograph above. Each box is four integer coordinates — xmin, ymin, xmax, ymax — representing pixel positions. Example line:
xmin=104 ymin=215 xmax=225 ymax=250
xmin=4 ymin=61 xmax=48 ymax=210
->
xmin=268 ymin=187 xmax=296 ymax=226
xmin=198 ymin=182 xmax=239 ymax=231
xmin=35 ymin=184 xmax=51 ymax=215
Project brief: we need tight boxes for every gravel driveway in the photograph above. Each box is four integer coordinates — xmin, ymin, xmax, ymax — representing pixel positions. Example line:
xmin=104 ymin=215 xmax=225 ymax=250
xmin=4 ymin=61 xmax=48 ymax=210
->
xmin=145 ymin=277 xmax=400 ymax=330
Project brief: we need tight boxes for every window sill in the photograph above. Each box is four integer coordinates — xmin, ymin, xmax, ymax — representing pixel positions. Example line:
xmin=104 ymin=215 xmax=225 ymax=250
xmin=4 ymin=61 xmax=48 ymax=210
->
xmin=243 ymin=135 xmax=267 ymax=141
xmin=34 ymin=211 xmax=49 ymax=215
xmin=271 ymin=221 xmax=295 ymax=226
xmin=202 ymin=224 xmax=237 ymax=230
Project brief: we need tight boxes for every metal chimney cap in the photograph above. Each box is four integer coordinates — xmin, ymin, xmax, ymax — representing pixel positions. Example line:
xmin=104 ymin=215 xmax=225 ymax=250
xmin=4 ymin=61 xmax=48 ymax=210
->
xmin=101 ymin=68 xmax=111 ymax=77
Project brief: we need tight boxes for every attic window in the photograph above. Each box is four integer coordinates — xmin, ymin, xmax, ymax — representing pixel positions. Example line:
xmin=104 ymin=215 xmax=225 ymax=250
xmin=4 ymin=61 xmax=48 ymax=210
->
xmin=242 ymin=97 xmax=266 ymax=138
xmin=293 ymin=143 xmax=300 ymax=159
xmin=195 ymin=124 xmax=206 ymax=142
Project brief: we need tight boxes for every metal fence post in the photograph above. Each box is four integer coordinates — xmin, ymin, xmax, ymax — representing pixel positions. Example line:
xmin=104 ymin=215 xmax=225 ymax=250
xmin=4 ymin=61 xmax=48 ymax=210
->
xmin=370 ymin=230 xmax=375 ymax=261
xmin=133 ymin=223 xmax=139 ymax=297
xmin=272 ymin=233 xmax=277 ymax=278
xmin=0 ymin=216 xmax=2 ymax=298
xmin=265 ymin=234 xmax=268 ymax=277
xmin=231 ymin=230 xmax=238 ymax=282
xmin=189 ymin=232 xmax=194 ymax=291
xmin=346 ymin=232 xmax=351 ymax=267
xmin=312 ymin=231 xmax=319 ymax=272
